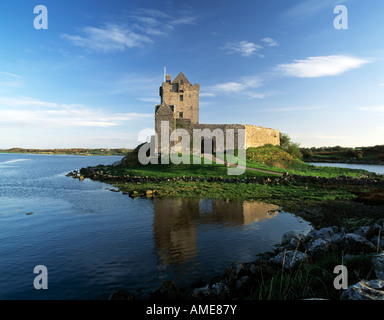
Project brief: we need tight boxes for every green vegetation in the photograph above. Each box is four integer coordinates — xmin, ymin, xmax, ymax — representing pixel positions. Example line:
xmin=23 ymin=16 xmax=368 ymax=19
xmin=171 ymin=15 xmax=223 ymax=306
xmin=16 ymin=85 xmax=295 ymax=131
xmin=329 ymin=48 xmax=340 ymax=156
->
xmin=113 ymin=180 xmax=356 ymax=205
xmin=105 ymin=144 xmax=380 ymax=180
xmin=301 ymin=144 xmax=384 ymax=164
xmin=83 ymin=143 xmax=384 ymax=231
xmin=78 ymin=138 xmax=384 ymax=229
xmin=280 ymin=132 xmax=303 ymax=160
xmin=0 ymin=147 xmax=131 ymax=156
xmin=252 ymin=252 xmax=375 ymax=300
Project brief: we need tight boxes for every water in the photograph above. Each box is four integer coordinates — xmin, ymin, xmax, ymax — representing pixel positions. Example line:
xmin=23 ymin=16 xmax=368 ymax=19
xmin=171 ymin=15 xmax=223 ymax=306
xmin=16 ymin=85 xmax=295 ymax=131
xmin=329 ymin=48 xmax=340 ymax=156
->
xmin=309 ymin=162 xmax=384 ymax=175
xmin=0 ymin=153 xmax=311 ymax=300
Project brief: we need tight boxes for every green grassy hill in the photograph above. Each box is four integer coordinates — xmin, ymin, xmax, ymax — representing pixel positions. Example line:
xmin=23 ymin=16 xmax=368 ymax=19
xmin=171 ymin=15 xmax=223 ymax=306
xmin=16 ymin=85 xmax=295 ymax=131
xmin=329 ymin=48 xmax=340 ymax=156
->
xmin=110 ymin=144 xmax=378 ymax=180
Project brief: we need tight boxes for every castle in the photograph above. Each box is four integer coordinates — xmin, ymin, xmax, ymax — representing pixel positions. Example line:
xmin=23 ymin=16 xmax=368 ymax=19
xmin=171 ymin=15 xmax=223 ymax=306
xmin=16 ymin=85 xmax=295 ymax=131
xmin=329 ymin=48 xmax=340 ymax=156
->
xmin=155 ymin=72 xmax=280 ymax=153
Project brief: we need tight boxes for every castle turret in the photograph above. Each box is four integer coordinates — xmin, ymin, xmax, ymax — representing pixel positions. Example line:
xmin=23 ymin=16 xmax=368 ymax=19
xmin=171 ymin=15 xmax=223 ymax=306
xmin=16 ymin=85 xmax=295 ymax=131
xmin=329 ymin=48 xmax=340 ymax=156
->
xmin=159 ymin=72 xmax=199 ymax=124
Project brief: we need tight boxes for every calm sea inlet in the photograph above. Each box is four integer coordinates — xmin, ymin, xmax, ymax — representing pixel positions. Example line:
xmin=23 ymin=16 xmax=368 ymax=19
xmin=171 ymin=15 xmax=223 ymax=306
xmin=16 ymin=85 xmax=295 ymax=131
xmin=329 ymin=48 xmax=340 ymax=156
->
xmin=309 ymin=162 xmax=384 ymax=175
xmin=3 ymin=154 xmax=381 ymax=300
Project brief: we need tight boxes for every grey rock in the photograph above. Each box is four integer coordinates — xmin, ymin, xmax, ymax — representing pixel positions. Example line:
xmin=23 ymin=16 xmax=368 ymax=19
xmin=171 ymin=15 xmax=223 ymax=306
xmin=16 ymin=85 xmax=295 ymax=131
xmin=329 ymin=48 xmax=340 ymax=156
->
xmin=372 ymin=252 xmax=384 ymax=280
xmin=109 ymin=290 xmax=135 ymax=300
xmin=235 ymin=276 xmax=251 ymax=293
xmin=354 ymin=226 xmax=375 ymax=240
xmin=371 ymin=236 xmax=384 ymax=252
xmin=341 ymin=233 xmax=376 ymax=254
xmin=306 ymin=238 xmax=330 ymax=258
xmin=190 ymin=281 xmax=230 ymax=300
xmin=341 ymin=280 xmax=384 ymax=300
xmin=281 ymin=231 xmax=302 ymax=246
xmin=314 ymin=227 xmax=343 ymax=244
xmin=224 ymin=261 xmax=247 ymax=280
xmin=150 ymin=280 xmax=181 ymax=300
xmin=269 ymin=250 xmax=310 ymax=270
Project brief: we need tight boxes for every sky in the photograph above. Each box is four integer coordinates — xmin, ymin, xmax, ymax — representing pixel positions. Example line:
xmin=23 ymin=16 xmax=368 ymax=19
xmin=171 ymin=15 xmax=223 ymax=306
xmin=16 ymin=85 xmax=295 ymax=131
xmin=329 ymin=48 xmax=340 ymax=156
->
xmin=0 ymin=0 xmax=383 ymax=148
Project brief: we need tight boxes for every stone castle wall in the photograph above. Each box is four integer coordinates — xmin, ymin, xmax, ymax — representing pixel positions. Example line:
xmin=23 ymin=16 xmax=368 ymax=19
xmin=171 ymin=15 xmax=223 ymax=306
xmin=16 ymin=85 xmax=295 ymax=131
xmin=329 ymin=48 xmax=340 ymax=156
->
xmin=244 ymin=125 xmax=280 ymax=148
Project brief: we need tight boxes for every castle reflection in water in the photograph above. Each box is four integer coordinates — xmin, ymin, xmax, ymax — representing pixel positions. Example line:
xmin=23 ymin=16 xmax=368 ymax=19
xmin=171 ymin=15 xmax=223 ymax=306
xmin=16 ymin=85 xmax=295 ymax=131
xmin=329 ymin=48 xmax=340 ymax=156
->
xmin=152 ymin=198 xmax=280 ymax=269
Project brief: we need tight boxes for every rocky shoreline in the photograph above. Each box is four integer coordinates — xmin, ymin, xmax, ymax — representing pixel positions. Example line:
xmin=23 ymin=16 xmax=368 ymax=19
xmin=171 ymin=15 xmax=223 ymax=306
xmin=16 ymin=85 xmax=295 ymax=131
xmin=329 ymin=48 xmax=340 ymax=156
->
xmin=110 ymin=219 xmax=384 ymax=300
xmin=68 ymin=167 xmax=384 ymax=189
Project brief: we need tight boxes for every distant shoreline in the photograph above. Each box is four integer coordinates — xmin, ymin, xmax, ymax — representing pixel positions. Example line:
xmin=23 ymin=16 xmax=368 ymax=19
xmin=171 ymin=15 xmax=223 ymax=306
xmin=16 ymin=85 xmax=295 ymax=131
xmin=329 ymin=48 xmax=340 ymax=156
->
xmin=305 ymin=159 xmax=384 ymax=165
xmin=0 ymin=148 xmax=131 ymax=156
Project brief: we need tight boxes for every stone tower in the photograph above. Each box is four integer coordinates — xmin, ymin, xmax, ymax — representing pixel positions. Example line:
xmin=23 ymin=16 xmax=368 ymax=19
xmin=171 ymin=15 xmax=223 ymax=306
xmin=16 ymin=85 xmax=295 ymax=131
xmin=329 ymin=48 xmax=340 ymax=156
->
xmin=159 ymin=72 xmax=200 ymax=124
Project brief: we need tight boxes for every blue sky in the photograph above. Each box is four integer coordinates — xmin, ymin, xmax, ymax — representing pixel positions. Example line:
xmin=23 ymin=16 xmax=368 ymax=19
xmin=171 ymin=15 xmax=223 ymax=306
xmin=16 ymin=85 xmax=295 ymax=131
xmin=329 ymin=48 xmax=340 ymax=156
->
xmin=0 ymin=0 xmax=383 ymax=148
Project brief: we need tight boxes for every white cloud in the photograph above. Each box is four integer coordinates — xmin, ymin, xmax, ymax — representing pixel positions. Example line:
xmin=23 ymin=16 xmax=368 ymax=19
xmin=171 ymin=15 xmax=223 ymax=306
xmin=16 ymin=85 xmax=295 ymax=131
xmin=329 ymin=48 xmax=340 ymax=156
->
xmin=277 ymin=55 xmax=369 ymax=78
xmin=268 ymin=106 xmax=324 ymax=112
xmin=282 ymin=0 xmax=350 ymax=20
xmin=315 ymin=135 xmax=346 ymax=140
xmin=0 ymin=97 xmax=152 ymax=128
xmin=261 ymin=37 xmax=279 ymax=47
xmin=220 ymin=41 xmax=263 ymax=57
xmin=138 ymin=97 xmax=159 ymax=103
xmin=0 ymin=72 xmax=24 ymax=87
xmin=62 ymin=24 xmax=152 ymax=53
xmin=357 ymin=106 xmax=384 ymax=112
xmin=201 ymin=76 xmax=264 ymax=98
xmin=63 ymin=9 xmax=199 ymax=53
xmin=0 ymin=72 xmax=23 ymax=79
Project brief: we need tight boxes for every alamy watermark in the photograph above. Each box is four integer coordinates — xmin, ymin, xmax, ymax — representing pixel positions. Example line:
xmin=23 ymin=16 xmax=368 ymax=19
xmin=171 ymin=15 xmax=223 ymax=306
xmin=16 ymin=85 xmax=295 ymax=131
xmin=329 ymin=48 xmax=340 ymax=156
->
xmin=33 ymin=5 xmax=48 ymax=30
xmin=333 ymin=265 xmax=348 ymax=290
xmin=33 ymin=265 xmax=48 ymax=290
xmin=334 ymin=5 xmax=348 ymax=30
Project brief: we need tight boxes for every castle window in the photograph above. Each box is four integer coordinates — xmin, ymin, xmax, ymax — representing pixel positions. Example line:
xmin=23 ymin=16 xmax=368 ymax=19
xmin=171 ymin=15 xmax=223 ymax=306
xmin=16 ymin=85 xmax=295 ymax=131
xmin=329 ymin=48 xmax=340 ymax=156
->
xmin=180 ymin=95 xmax=183 ymax=101
xmin=179 ymin=112 xmax=183 ymax=118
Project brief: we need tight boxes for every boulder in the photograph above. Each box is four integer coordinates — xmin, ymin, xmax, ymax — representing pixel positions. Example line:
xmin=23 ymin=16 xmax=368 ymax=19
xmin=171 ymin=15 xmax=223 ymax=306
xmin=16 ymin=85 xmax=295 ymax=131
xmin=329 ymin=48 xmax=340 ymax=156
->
xmin=190 ymin=281 xmax=230 ymax=300
xmin=223 ymin=261 xmax=248 ymax=280
xmin=109 ymin=290 xmax=135 ymax=300
xmin=313 ymin=226 xmax=343 ymax=244
xmin=306 ymin=238 xmax=330 ymax=259
xmin=341 ymin=233 xmax=376 ymax=254
xmin=235 ymin=276 xmax=251 ymax=294
xmin=269 ymin=250 xmax=310 ymax=270
xmin=281 ymin=231 xmax=305 ymax=249
xmin=372 ymin=252 xmax=384 ymax=280
xmin=354 ymin=226 xmax=375 ymax=240
xmin=341 ymin=280 xmax=384 ymax=300
xmin=371 ymin=236 xmax=384 ymax=252
xmin=150 ymin=280 xmax=181 ymax=300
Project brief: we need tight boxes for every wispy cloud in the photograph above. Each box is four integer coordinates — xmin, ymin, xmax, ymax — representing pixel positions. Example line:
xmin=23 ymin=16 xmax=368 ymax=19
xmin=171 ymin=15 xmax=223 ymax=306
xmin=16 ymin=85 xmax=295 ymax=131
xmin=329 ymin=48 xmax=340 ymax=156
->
xmin=315 ymin=135 xmax=346 ymax=140
xmin=0 ymin=97 xmax=152 ymax=128
xmin=268 ymin=106 xmax=324 ymax=112
xmin=201 ymin=76 xmax=264 ymax=98
xmin=277 ymin=55 xmax=369 ymax=78
xmin=220 ymin=41 xmax=263 ymax=57
xmin=62 ymin=24 xmax=152 ymax=53
xmin=282 ymin=0 xmax=350 ymax=20
xmin=138 ymin=97 xmax=159 ymax=103
xmin=63 ymin=9 xmax=199 ymax=53
xmin=357 ymin=106 xmax=384 ymax=112
xmin=0 ymin=72 xmax=23 ymax=87
xmin=261 ymin=37 xmax=279 ymax=47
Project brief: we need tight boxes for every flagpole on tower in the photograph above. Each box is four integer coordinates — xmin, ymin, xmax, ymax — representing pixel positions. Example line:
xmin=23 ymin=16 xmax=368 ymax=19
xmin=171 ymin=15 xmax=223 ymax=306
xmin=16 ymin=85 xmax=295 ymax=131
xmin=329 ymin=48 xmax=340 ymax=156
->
xmin=163 ymin=66 xmax=166 ymax=82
